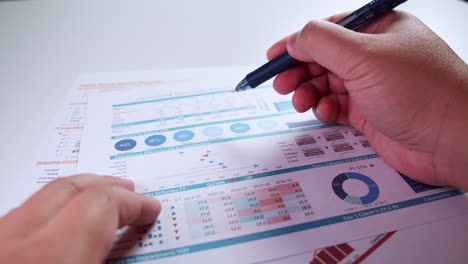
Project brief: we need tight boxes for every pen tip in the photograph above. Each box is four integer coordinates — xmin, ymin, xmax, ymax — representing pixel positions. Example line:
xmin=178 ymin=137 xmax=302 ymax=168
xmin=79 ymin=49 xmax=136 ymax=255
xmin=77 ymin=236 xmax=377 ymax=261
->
xmin=234 ymin=78 xmax=251 ymax=92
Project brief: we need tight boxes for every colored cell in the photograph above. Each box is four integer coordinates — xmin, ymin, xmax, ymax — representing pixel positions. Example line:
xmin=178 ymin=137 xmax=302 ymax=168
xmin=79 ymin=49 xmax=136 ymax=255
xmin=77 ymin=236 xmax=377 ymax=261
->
xmin=237 ymin=208 xmax=262 ymax=217
xmin=286 ymin=120 xmax=322 ymax=128
xmin=274 ymin=101 xmax=294 ymax=112
xmin=257 ymin=119 xmax=278 ymax=130
xmin=260 ymin=203 xmax=286 ymax=212
xmin=202 ymin=126 xmax=223 ymax=137
xmin=234 ymin=197 xmax=258 ymax=211
xmin=258 ymin=197 xmax=283 ymax=207
xmin=266 ymin=215 xmax=291 ymax=224
xmin=145 ymin=135 xmax=166 ymax=147
xmin=114 ymin=139 xmax=137 ymax=151
xmin=173 ymin=130 xmax=195 ymax=142
xmin=239 ymin=214 xmax=264 ymax=223
xmin=229 ymin=123 xmax=250 ymax=134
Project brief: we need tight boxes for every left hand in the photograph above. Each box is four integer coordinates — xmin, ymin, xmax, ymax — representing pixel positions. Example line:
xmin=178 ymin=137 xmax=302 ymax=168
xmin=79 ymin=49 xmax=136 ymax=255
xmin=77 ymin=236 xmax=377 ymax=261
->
xmin=0 ymin=174 xmax=161 ymax=264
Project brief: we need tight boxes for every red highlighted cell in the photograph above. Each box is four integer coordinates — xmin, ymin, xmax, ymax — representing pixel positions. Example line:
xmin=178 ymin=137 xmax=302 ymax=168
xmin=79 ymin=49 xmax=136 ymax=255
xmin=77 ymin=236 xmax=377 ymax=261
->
xmin=237 ymin=208 xmax=262 ymax=217
xmin=276 ymin=182 xmax=303 ymax=196
xmin=266 ymin=215 xmax=291 ymax=224
xmin=258 ymin=197 xmax=284 ymax=206
xmin=260 ymin=203 xmax=286 ymax=212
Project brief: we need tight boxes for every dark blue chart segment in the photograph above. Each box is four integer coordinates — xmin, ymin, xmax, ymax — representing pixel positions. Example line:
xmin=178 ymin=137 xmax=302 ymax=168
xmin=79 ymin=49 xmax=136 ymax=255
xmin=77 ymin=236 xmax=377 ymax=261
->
xmin=115 ymin=139 xmax=137 ymax=151
xmin=332 ymin=172 xmax=380 ymax=205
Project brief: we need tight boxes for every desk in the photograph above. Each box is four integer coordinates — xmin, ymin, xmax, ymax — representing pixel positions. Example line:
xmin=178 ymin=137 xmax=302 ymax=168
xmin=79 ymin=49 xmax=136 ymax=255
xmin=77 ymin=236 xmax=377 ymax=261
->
xmin=0 ymin=0 xmax=467 ymax=263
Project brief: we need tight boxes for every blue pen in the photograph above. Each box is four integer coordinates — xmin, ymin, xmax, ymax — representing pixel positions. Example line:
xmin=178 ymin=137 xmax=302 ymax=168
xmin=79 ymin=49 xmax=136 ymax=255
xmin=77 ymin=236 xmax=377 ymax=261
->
xmin=234 ymin=0 xmax=408 ymax=92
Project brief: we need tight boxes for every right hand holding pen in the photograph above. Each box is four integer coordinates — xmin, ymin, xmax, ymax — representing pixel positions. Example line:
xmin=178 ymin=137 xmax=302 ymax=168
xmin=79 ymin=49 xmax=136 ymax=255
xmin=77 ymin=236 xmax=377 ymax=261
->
xmin=268 ymin=11 xmax=468 ymax=190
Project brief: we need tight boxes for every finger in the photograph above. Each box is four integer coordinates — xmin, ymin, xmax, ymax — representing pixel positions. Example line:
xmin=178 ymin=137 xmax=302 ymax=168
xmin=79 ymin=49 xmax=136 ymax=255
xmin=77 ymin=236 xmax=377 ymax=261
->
xmin=314 ymin=94 xmax=349 ymax=124
xmin=36 ymin=186 xmax=161 ymax=263
xmin=268 ymin=33 xmax=328 ymax=78
xmin=273 ymin=58 xmax=334 ymax=96
xmin=327 ymin=72 xmax=347 ymax=94
xmin=273 ymin=65 xmax=310 ymax=95
xmin=306 ymin=62 xmax=328 ymax=77
xmin=286 ymin=19 xmax=370 ymax=79
xmin=325 ymin=11 xmax=354 ymax=24
xmin=267 ymin=11 xmax=352 ymax=61
xmin=292 ymin=81 xmax=318 ymax=113
xmin=291 ymin=74 xmax=330 ymax=112
xmin=3 ymin=174 xmax=134 ymax=237
xmin=267 ymin=34 xmax=291 ymax=60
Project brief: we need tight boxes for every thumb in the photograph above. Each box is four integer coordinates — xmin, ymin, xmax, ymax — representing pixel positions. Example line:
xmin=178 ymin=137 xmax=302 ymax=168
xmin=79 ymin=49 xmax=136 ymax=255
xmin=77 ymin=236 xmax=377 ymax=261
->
xmin=287 ymin=20 xmax=371 ymax=79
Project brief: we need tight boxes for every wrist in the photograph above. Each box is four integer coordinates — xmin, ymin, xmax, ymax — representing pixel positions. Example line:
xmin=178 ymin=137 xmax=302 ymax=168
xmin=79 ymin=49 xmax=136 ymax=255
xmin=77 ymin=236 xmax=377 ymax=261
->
xmin=433 ymin=72 xmax=468 ymax=190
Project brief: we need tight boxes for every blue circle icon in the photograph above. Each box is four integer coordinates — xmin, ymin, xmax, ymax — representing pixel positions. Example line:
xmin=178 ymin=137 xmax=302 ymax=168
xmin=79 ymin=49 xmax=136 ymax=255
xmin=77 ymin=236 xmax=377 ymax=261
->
xmin=230 ymin=123 xmax=250 ymax=134
xmin=203 ymin=126 xmax=223 ymax=137
xmin=173 ymin=130 xmax=195 ymax=142
xmin=145 ymin=135 xmax=166 ymax=147
xmin=115 ymin=139 xmax=137 ymax=151
xmin=332 ymin=172 xmax=380 ymax=205
xmin=257 ymin=119 xmax=278 ymax=130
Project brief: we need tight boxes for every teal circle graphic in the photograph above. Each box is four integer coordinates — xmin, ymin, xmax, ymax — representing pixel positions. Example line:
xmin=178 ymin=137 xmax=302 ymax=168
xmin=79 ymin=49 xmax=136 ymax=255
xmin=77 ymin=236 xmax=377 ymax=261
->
xmin=202 ymin=126 xmax=223 ymax=137
xmin=173 ymin=130 xmax=195 ymax=142
xmin=230 ymin=123 xmax=250 ymax=134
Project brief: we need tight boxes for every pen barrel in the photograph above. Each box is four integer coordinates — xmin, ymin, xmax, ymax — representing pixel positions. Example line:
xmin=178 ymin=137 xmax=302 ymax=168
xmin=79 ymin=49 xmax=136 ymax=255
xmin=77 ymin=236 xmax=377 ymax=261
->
xmin=337 ymin=0 xmax=407 ymax=30
xmin=246 ymin=52 xmax=297 ymax=88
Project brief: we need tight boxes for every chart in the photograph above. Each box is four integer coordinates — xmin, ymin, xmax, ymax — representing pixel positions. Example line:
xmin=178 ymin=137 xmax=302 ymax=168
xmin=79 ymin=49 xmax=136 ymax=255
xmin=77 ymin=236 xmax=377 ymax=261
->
xmin=332 ymin=172 xmax=380 ymax=205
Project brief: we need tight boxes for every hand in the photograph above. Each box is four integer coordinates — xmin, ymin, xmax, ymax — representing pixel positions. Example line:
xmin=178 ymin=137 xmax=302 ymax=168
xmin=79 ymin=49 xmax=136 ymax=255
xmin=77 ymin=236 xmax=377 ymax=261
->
xmin=268 ymin=11 xmax=468 ymax=189
xmin=0 ymin=174 xmax=161 ymax=264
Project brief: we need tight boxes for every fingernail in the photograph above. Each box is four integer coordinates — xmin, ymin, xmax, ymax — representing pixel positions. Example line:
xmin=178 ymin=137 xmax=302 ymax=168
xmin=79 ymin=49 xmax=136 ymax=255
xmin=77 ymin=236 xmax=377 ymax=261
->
xmin=287 ymin=32 xmax=298 ymax=52
xmin=314 ymin=107 xmax=320 ymax=116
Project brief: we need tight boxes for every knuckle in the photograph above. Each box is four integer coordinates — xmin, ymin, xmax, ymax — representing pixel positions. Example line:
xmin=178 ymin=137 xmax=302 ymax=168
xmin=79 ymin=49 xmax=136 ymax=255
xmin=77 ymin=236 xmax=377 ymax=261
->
xmin=86 ymin=186 xmax=114 ymax=203
xmin=339 ymin=35 xmax=377 ymax=78
xmin=302 ymin=20 xmax=318 ymax=34
xmin=394 ymin=10 xmax=412 ymax=20
xmin=300 ymin=21 xmax=318 ymax=42
xmin=49 ymin=177 xmax=83 ymax=196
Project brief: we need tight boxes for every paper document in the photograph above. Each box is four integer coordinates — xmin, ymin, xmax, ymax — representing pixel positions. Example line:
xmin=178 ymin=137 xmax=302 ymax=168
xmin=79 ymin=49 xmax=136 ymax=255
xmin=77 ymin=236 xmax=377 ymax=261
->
xmin=76 ymin=67 xmax=468 ymax=263
xmin=3 ymin=69 xmax=203 ymax=214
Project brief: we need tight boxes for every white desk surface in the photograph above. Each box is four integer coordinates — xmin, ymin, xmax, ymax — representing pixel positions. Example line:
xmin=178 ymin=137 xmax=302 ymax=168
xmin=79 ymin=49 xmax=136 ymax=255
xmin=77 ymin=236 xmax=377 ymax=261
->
xmin=0 ymin=0 xmax=467 ymax=263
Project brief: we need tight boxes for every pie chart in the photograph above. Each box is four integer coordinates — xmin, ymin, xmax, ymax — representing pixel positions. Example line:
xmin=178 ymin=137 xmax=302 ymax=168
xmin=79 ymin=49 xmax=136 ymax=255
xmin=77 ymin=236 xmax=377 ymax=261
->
xmin=332 ymin=172 xmax=380 ymax=205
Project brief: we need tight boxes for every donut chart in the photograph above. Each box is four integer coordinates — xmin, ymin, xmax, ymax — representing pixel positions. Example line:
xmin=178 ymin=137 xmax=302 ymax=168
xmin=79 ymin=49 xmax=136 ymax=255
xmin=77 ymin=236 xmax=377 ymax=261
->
xmin=332 ymin=172 xmax=379 ymax=205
